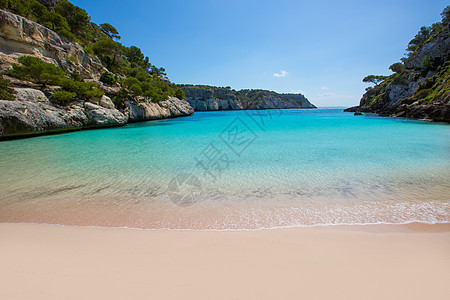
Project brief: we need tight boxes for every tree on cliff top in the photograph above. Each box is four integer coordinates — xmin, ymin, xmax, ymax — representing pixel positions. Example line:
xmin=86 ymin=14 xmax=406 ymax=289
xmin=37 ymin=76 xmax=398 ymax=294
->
xmin=441 ymin=5 xmax=449 ymax=26
xmin=406 ymin=26 xmax=432 ymax=53
xmin=100 ymin=23 xmax=121 ymax=40
xmin=125 ymin=46 xmax=151 ymax=70
xmin=406 ymin=6 xmax=449 ymax=56
xmin=54 ymin=0 xmax=90 ymax=39
xmin=362 ymin=75 xmax=388 ymax=86
xmin=90 ymin=37 xmax=125 ymax=72
xmin=389 ymin=63 xmax=405 ymax=74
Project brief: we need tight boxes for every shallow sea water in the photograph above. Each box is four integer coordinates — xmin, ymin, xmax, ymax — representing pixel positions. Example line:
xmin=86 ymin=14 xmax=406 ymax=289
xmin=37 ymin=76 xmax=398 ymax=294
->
xmin=0 ymin=109 xmax=449 ymax=230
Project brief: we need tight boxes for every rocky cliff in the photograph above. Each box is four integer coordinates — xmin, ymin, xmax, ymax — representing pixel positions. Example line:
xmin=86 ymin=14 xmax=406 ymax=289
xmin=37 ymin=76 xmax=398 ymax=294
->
xmin=0 ymin=9 xmax=194 ymax=139
xmin=182 ymin=86 xmax=316 ymax=111
xmin=0 ymin=9 xmax=104 ymax=80
xmin=0 ymin=89 xmax=125 ymax=138
xmin=0 ymin=87 xmax=193 ymax=139
xmin=345 ymin=11 xmax=450 ymax=122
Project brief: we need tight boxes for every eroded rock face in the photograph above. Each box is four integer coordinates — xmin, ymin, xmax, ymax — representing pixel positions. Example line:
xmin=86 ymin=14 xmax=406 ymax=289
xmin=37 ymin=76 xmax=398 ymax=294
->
xmin=0 ymin=100 xmax=70 ymax=135
xmin=0 ymin=88 xmax=129 ymax=138
xmin=14 ymin=88 xmax=49 ymax=103
xmin=0 ymin=11 xmax=196 ymax=139
xmin=84 ymin=102 xmax=127 ymax=126
xmin=124 ymin=97 xmax=194 ymax=122
xmin=0 ymin=9 xmax=105 ymax=80
xmin=386 ymin=82 xmax=419 ymax=106
xmin=386 ymin=99 xmax=450 ymax=122
xmin=0 ymin=86 xmax=196 ymax=138
xmin=403 ymin=28 xmax=450 ymax=70
xmin=345 ymin=92 xmax=450 ymax=123
xmin=98 ymin=95 xmax=115 ymax=109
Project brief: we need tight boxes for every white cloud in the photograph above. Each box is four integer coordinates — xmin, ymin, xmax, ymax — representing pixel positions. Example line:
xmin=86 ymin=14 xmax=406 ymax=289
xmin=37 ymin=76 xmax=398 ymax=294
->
xmin=318 ymin=92 xmax=336 ymax=97
xmin=291 ymin=89 xmax=305 ymax=95
xmin=273 ymin=70 xmax=288 ymax=78
xmin=321 ymin=86 xmax=329 ymax=90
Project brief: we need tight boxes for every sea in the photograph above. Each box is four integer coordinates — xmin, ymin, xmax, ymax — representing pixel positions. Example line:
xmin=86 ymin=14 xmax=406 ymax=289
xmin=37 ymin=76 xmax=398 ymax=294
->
xmin=0 ymin=108 xmax=449 ymax=230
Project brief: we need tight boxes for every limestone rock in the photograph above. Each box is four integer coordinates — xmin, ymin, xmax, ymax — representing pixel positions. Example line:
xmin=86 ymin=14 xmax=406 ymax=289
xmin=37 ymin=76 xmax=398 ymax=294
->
xmin=0 ymin=9 xmax=105 ymax=80
xmin=14 ymin=88 xmax=49 ymax=103
xmin=99 ymin=85 xmax=121 ymax=95
xmin=98 ymin=95 xmax=115 ymax=109
xmin=125 ymin=97 xmax=194 ymax=122
xmin=84 ymin=102 xmax=127 ymax=126
xmin=0 ymin=100 xmax=70 ymax=136
xmin=403 ymin=27 xmax=450 ymax=70
xmin=229 ymin=100 xmax=245 ymax=110
xmin=0 ymin=99 xmax=128 ymax=138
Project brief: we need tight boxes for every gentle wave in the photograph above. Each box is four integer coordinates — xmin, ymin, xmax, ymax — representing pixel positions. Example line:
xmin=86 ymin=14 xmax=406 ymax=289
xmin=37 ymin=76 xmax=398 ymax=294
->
xmin=2 ymin=220 xmax=449 ymax=232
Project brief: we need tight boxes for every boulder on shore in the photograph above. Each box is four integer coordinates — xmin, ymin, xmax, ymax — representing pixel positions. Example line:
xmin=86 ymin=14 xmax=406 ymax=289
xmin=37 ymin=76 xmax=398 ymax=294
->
xmin=124 ymin=97 xmax=194 ymax=122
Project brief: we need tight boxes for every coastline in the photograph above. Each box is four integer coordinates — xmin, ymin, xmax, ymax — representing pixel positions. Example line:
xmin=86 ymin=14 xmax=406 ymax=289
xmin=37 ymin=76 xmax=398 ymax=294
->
xmin=0 ymin=106 xmax=318 ymax=141
xmin=1 ymin=222 xmax=449 ymax=300
xmin=344 ymin=106 xmax=450 ymax=124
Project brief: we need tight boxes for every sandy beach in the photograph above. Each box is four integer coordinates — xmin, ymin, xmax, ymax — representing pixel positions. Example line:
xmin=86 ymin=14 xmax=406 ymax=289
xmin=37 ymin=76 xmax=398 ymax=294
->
xmin=0 ymin=222 xmax=449 ymax=300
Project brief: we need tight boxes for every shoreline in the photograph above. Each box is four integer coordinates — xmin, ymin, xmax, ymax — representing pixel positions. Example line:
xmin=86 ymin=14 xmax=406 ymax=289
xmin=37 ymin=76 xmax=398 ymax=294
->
xmin=344 ymin=106 xmax=450 ymax=124
xmin=2 ymin=220 xmax=450 ymax=232
xmin=0 ymin=107 xmax=318 ymax=142
xmin=1 ymin=222 xmax=449 ymax=300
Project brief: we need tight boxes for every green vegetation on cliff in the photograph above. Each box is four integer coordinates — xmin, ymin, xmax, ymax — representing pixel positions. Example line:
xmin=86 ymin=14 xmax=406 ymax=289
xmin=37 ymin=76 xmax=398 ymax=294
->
xmin=234 ymin=89 xmax=304 ymax=103
xmin=180 ymin=84 xmax=315 ymax=111
xmin=179 ymin=84 xmax=306 ymax=103
xmin=0 ymin=0 xmax=91 ymax=42
xmin=0 ymin=76 xmax=14 ymax=100
xmin=0 ymin=0 xmax=184 ymax=105
xmin=412 ymin=62 xmax=450 ymax=104
xmin=7 ymin=56 xmax=104 ymax=105
xmin=358 ymin=6 xmax=449 ymax=112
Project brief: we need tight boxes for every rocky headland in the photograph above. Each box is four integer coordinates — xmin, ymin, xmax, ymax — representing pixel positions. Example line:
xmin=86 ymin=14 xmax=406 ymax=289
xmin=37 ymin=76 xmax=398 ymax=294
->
xmin=182 ymin=86 xmax=316 ymax=111
xmin=345 ymin=9 xmax=450 ymax=122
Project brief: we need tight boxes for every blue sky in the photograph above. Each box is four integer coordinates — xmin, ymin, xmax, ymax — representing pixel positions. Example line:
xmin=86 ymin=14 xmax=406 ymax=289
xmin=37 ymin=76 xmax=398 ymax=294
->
xmin=72 ymin=0 xmax=448 ymax=107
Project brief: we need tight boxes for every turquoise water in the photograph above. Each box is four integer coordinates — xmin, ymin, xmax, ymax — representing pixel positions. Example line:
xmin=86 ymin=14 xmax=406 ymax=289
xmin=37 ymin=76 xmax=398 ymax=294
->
xmin=0 ymin=109 xmax=449 ymax=229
